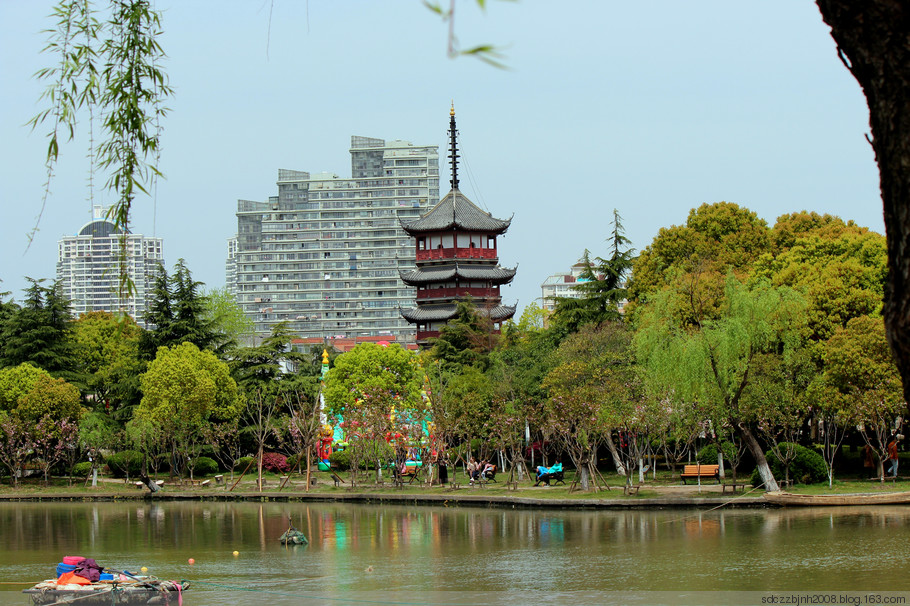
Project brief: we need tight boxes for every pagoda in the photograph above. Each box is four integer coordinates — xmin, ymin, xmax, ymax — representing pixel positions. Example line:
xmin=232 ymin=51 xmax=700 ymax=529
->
xmin=400 ymin=106 xmax=517 ymax=346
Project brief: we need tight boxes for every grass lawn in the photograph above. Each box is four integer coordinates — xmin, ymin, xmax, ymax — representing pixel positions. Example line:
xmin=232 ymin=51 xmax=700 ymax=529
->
xmin=0 ymin=468 xmax=904 ymax=500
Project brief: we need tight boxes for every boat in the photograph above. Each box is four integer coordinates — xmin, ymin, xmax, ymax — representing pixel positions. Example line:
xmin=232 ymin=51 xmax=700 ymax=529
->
xmin=24 ymin=577 xmax=187 ymax=605
xmin=763 ymin=490 xmax=910 ymax=507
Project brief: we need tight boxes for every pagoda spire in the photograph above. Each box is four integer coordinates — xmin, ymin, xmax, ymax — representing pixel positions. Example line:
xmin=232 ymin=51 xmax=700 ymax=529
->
xmin=448 ymin=102 xmax=459 ymax=191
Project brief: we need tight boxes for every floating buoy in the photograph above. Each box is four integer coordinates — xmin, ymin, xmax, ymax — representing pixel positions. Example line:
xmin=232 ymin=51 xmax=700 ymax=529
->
xmin=232 ymin=551 xmax=239 ymax=557
xmin=187 ymin=558 xmax=195 ymax=565
xmin=140 ymin=567 xmax=148 ymax=573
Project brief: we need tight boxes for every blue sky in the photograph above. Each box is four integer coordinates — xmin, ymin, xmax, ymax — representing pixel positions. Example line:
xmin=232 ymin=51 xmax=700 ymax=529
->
xmin=0 ymin=1 xmax=881 ymax=313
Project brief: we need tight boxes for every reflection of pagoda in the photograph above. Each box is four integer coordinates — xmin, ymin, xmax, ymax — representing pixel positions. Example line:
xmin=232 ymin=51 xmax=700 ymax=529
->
xmin=400 ymin=106 xmax=516 ymax=346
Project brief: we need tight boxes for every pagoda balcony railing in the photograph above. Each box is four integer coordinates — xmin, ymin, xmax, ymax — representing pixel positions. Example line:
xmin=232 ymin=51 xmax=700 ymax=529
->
xmin=416 ymin=248 xmax=497 ymax=261
xmin=417 ymin=287 xmax=499 ymax=300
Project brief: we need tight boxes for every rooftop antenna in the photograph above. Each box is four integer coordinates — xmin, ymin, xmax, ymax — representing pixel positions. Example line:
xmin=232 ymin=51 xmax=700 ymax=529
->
xmin=448 ymin=101 xmax=459 ymax=191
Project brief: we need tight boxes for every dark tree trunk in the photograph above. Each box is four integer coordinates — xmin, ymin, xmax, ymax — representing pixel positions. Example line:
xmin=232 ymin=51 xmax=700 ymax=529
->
xmin=816 ymin=2 xmax=910 ymax=401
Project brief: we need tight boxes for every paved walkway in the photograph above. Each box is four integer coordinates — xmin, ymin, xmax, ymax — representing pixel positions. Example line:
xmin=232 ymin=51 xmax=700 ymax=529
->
xmin=0 ymin=481 xmax=770 ymax=510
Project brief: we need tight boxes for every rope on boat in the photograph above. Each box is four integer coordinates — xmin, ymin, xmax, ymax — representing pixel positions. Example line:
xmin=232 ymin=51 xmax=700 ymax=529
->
xmin=189 ymin=579 xmax=465 ymax=605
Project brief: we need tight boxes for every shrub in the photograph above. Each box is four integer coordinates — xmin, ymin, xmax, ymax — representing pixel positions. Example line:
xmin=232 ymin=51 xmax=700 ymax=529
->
xmin=234 ymin=456 xmax=256 ymax=472
xmin=106 ymin=450 xmax=144 ymax=479
xmin=262 ymin=452 xmax=289 ymax=473
xmin=192 ymin=456 xmax=219 ymax=476
xmin=329 ymin=448 xmax=351 ymax=471
xmin=73 ymin=461 xmax=93 ymax=478
xmin=751 ymin=442 xmax=827 ymax=487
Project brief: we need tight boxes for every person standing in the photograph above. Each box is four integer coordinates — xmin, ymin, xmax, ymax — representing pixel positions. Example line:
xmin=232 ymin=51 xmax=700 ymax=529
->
xmin=887 ymin=435 xmax=900 ymax=478
xmin=438 ymin=451 xmax=448 ymax=485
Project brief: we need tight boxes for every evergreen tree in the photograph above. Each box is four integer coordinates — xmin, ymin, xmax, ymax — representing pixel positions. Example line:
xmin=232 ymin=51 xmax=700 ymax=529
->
xmin=0 ymin=279 xmax=74 ymax=376
xmin=139 ymin=259 xmax=225 ymax=359
xmin=551 ymin=210 xmax=635 ymax=333
xmin=231 ymin=322 xmax=309 ymax=393
xmin=430 ymin=300 xmax=497 ymax=371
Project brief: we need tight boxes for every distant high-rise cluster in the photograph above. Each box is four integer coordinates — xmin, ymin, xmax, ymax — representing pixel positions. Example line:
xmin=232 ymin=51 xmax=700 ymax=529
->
xmin=232 ymin=136 xmax=440 ymax=340
xmin=57 ymin=206 xmax=164 ymax=327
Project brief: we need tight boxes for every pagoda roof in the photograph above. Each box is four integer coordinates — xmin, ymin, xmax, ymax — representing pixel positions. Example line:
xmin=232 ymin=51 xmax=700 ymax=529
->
xmin=399 ymin=263 xmax=517 ymax=286
xmin=400 ymin=303 xmax=516 ymax=323
xmin=401 ymin=189 xmax=511 ymax=235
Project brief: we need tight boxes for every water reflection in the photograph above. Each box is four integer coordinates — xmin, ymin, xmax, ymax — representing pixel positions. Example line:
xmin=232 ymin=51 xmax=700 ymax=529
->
xmin=1 ymin=502 xmax=909 ymax=604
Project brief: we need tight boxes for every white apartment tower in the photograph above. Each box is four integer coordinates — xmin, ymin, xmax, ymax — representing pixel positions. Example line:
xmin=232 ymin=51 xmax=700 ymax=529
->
xmin=57 ymin=206 xmax=164 ymax=327
xmin=234 ymin=136 xmax=440 ymax=339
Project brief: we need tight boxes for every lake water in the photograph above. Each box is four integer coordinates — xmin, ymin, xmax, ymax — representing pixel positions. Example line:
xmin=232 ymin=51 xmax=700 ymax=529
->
xmin=2 ymin=500 xmax=909 ymax=605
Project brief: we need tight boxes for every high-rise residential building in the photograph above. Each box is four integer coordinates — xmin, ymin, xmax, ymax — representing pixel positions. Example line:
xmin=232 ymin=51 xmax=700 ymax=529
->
xmin=234 ymin=136 xmax=440 ymax=339
xmin=225 ymin=236 xmax=238 ymax=296
xmin=400 ymin=108 xmax=516 ymax=346
xmin=57 ymin=205 xmax=164 ymax=327
xmin=540 ymin=256 xmax=591 ymax=312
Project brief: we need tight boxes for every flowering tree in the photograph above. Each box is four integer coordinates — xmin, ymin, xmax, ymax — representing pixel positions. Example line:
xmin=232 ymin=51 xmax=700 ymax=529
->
xmin=0 ymin=413 xmax=32 ymax=487
xmin=32 ymin=416 xmax=78 ymax=486
xmin=483 ymin=396 xmax=531 ymax=486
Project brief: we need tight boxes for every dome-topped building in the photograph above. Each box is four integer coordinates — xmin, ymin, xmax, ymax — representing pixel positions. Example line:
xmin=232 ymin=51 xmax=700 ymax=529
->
xmin=57 ymin=206 xmax=164 ymax=327
xmin=400 ymin=106 xmax=516 ymax=346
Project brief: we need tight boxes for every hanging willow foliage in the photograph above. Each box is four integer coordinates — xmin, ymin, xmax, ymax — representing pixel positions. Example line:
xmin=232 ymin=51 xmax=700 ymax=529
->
xmin=29 ymin=0 xmax=172 ymax=301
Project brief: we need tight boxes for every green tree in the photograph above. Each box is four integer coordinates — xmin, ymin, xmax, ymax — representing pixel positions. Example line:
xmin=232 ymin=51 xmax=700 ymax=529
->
xmin=136 ymin=342 xmax=241 ymax=475
xmin=17 ymin=374 xmax=83 ymax=424
xmin=0 ymin=364 xmax=49 ymax=412
xmin=542 ymin=322 xmax=639 ymax=490
xmin=813 ymin=315 xmax=904 ymax=480
xmin=324 ymin=343 xmax=424 ymax=484
xmin=0 ymin=279 xmax=74 ymax=376
xmin=72 ymin=311 xmax=142 ymax=415
xmin=629 ymin=202 xmax=771 ymax=313
xmin=636 ymin=277 xmax=808 ymax=492
xmin=140 ymin=260 xmax=225 ymax=360
xmin=203 ymin=287 xmax=254 ymax=348
xmin=551 ymin=210 xmax=635 ymax=333
xmin=430 ymin=300 xmax=498 ymax=371
xmin=742 ymin=351 xmax=814 ymax=485
xmin=752 ymin=216 xmax=886 ymax=341
xmin=231 ymin=322 xmax=307 ymax=392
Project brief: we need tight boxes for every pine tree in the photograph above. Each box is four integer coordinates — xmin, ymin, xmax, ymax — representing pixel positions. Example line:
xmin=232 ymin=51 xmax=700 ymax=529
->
xmin=0 ymin=279 xmax=74 ymax=376
xmin=551 ymin=210 xmax=635 ymax=333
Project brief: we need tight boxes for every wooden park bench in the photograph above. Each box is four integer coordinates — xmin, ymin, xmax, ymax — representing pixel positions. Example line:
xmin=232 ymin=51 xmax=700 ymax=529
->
xmin=680 ymin=464 xmax=720 ymax=484
xmin=722 ymin=481 xmax=749 ymax=493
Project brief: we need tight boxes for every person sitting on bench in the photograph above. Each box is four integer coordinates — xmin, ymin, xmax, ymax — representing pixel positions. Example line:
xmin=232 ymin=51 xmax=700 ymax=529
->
xmin=535 ymin=461 xmax=563 ymax=486
xmin=482 ymin=461 xmax=496 ymax=481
